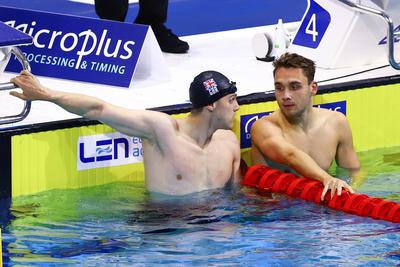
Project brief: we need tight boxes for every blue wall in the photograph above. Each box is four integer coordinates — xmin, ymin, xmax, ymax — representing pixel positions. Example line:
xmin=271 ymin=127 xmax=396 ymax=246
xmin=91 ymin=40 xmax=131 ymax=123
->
xmin=0 ymin=0 xmax=307 ymax=36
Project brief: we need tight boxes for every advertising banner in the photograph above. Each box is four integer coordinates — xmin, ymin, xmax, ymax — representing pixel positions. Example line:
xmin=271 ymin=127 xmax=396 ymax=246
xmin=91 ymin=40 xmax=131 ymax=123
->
xmin=0 ymin=6 xmax=166 ymax=87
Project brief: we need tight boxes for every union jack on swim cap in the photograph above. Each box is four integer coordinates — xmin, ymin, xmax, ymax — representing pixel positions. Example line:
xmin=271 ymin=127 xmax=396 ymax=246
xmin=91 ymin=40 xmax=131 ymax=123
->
xmin=189 ymin=70 xmax=237 ymax=108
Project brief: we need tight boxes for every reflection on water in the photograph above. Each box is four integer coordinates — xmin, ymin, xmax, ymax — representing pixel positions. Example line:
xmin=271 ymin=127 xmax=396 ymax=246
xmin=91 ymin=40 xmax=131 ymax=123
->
xmin=0 ymin=147 xmax=400 ymax=266
xmin=354 ymin=146 xmax=400 ymax=200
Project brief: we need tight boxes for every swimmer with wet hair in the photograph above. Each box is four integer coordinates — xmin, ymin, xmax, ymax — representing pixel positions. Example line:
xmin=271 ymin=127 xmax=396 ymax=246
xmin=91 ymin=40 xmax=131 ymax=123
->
xmin=11 ymin=70 xmax=241 ymax=195
xmin=251 ymin=52 xmax=361 ymax=200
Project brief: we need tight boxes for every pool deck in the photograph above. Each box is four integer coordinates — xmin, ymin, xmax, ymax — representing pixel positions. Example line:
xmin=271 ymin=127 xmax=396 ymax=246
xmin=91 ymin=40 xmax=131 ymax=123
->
xmin=0 ymin=22 xmax=399 ymax=130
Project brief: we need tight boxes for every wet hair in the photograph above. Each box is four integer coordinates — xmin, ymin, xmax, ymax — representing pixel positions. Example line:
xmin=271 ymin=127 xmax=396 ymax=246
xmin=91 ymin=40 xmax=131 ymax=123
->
xmin=272 ymin=52 xmax=316 ymax=84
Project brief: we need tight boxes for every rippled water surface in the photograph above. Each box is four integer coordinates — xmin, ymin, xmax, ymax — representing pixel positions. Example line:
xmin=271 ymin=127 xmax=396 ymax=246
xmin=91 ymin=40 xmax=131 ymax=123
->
xmin=1 ymin=146 xmax=400 ymax=266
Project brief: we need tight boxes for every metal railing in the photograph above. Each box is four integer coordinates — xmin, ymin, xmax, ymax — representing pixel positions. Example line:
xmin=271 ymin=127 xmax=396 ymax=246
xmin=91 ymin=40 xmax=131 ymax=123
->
xmin=338 ymin=0 xmax=400 ymax=70
xmin=0 ymin=46 xmax=31 ymax=125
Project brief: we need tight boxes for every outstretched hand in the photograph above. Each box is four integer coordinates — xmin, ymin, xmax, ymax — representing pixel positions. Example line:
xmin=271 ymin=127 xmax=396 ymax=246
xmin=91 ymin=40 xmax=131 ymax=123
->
xmin=10 ymin=70 xmax=50 ymax=101
xmin=321 ymin=176 xmax=354 ymax=201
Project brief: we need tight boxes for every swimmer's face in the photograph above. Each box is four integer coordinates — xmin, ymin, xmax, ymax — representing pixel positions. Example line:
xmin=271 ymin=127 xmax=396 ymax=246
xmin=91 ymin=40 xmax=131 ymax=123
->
xmin=213 ymin=93 xmax=239 ymax=129
xmin=274 ymin=67 xmax=317 ymax=119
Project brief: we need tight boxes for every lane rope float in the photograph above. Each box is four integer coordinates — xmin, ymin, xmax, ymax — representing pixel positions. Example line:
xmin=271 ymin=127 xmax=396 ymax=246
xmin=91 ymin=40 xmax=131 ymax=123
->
xmin=241 ymin=163 xmax=400 ymax=223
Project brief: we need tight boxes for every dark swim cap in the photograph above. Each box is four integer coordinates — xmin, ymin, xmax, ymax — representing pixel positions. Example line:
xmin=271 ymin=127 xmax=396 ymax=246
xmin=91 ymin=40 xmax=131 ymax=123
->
xmin=189 ymin=71 xmax=237 ymax=108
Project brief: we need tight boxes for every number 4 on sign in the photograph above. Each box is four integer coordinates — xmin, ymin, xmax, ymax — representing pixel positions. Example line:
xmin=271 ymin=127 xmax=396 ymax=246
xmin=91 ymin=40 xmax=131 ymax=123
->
xmin=292 ymin=0 xmax=331 ymax=49
xmin=306 ymin=14 xmax=318 ymax=42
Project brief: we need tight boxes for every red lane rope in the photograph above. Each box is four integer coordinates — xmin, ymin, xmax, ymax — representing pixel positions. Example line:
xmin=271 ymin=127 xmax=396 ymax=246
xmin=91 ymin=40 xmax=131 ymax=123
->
xmin=241 ymin=164 xmax=400 ymax=223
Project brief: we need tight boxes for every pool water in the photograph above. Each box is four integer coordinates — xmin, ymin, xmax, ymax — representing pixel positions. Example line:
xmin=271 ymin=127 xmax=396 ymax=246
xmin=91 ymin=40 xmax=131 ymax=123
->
xmin=1 ymin=147 xmax=400 ymax=266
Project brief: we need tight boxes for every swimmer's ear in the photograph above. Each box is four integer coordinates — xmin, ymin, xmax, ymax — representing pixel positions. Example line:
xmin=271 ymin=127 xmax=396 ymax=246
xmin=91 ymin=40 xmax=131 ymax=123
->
xmin=310 ymin=81 xmax=318 ymax=95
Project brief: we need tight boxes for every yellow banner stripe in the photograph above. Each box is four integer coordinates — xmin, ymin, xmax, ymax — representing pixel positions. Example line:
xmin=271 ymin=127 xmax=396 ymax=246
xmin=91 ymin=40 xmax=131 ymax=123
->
xmin=10 ymin=83 xmax=400 ymax=197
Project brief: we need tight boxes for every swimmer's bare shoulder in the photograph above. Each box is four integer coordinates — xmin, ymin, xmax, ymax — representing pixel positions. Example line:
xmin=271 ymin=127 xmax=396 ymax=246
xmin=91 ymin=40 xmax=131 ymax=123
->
xmin=251 ymin=112 xmax=282 ymax=140
xmin=320 ymin=107 xmax=355 ymax=144
xmin=140 ymin=112 xmax=180 ymax=147
xmin=213 ymin=129 xmax=239 ymax=146
xmin=250 ymin=112 xmax=287 ymax=166
xmin=330 ymin=108 xmax=348 ymax=125
xmin=315 ymin=106 xmax=348 ymax=129
xmin=212 ymin=130 xmax=240 ymax=167
xmin=213 ymin=129 xmax=241 ymax=182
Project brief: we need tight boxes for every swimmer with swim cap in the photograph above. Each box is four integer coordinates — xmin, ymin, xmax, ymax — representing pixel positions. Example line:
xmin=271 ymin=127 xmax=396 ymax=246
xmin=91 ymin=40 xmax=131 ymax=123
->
xmin=11 ymin=70 xmax=241 ymax=195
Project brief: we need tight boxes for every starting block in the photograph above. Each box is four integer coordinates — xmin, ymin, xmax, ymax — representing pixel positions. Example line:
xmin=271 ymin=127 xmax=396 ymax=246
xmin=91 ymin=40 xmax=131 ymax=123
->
xmin=289 ymin=0 xmax=400 ymax=69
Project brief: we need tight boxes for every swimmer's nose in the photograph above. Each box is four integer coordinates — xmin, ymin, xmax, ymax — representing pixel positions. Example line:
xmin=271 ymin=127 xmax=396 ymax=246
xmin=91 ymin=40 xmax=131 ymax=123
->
xmin=234 ymin=100 xmax=240 ymax=111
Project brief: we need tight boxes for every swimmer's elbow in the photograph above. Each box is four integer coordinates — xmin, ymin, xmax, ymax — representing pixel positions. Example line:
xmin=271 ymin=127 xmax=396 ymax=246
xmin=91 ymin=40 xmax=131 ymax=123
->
xmin=83 ymin=102 xmax=105 ymax=119
xmin=56 ymin=93 xmax=106 ymax=120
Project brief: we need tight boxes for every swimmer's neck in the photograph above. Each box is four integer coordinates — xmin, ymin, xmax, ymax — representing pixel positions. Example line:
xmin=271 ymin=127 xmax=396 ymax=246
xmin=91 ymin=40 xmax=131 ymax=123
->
xmin=279 ymin=107 xmax=315 ymax=130
xmin=180 ymin=114 xmax=217 ymax=148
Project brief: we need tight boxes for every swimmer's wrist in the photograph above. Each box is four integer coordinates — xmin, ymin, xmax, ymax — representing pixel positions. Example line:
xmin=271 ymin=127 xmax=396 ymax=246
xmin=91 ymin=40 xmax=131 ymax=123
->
xmin=320 ymin=174 xmax=332 ymax=185
xmin=46 ymin=88 xmax=62 ymax=102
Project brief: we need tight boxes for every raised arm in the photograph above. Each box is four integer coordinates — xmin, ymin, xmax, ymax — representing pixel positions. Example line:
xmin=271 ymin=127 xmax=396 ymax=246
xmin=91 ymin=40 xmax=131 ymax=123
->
xmin=10 ymin=70 xmax=173 ymax=142
xmin=251 ymin=118 xmax=354 ymax=200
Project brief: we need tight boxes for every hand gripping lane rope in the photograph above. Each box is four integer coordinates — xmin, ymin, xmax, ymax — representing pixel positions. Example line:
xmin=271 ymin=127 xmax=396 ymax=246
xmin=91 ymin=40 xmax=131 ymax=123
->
xmin=241 ymin=164 xmax=400 ymax=223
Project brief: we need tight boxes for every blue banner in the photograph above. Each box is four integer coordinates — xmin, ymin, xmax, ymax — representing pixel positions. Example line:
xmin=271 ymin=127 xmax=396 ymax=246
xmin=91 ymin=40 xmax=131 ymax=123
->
xmin=0 ymin=6 xmax=148 ymax=87
xmin=240 ymin=112 xmax=271 ymax=149
xmin=0 ymin=21 xmax=32 ymax=47
xmin=315 ymin=100 xmax=346 ymax=115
